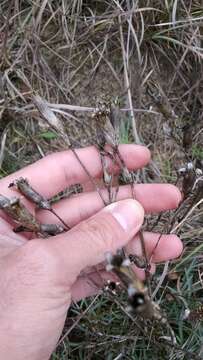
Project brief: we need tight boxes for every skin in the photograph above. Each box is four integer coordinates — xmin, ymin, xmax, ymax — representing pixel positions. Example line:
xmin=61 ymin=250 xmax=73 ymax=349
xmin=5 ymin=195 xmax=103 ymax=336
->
xmin=0 ymin=145 xmax=183 ymax=360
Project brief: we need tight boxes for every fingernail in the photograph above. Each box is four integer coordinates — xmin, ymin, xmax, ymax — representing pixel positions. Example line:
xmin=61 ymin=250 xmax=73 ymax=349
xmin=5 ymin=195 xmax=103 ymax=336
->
xmin=104 ymin=199 xmax=144 ymax=234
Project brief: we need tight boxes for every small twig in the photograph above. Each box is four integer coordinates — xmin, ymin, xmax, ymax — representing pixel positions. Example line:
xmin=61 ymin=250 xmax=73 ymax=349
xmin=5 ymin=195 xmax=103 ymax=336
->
xmin=139 ymin=230 xmax=152 ymax=297
xmin=57 ymin=294 xmax=100 ymax=346
xmin=70 ymin=147 xmax=107 ymax=206
xmin=49 ymin=208 xmax=70 ymax=230
xmin=152 ymin=261 xmax=169 ymax=300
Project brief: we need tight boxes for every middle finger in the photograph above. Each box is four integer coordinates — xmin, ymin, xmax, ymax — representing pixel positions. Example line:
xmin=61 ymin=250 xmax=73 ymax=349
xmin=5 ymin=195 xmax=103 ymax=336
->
xmin=37 ymin=183 xmax=181 ymax=227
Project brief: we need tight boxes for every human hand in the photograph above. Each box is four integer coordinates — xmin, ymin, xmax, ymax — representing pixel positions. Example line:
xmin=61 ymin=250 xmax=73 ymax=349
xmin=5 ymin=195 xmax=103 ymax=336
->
xmin=0 ymin=145 xmax=182 ymax=360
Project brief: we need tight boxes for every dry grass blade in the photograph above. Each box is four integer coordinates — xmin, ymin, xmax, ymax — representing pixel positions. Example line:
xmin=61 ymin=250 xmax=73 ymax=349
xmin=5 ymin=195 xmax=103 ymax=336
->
xmin=0 ymin=128 xmax=8 ymax=168
xmin=32 ymin=94 xmax=70 ymax=145
xmin=118 ymin=15 xmax=140 ymax=145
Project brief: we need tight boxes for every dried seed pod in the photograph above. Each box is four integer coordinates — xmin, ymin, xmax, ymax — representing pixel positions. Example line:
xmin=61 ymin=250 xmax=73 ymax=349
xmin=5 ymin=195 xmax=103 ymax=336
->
xmin=104 ymin=280 xmax=120 ymax=295
xmin=32 ymin=95 xmax=71 ymax=146
xmin=120 ymin=167 xmax=133 ymax=184
xmin=0 ymin=194 xmax=40 ymax=232
xmin=9 ymin=177 xmax=51 ymax=210
xmin=0 ymin=194 xmax=10 ymax=207
xmin=9 ymin=177 xmax=70 ymax=230
xmin=109 ymin=99 xmax=121 ymax=145
xmin=178 ymin=167 xmax=186 ymax=175
xmin=147 ymin=83 xmax=177 ymax=120
xmin=93 ymin=101 xmax=117 ymax=149
xmin=49 ymin=183 xmax=83 ymax=204
xmin=0 ymin=194 xmax=64 ymax=236
xmin=182 ymin=163 xmax=196 ymax=198
xmin=40 ymin=223 xmax=64 ymax=236
xmin=105 ymin=250 xmax=165 ymax=321
xmin=93 ymin=99 xmax=133 ymax=189
xmin=129 ymin=254 xmax=147 ymax=269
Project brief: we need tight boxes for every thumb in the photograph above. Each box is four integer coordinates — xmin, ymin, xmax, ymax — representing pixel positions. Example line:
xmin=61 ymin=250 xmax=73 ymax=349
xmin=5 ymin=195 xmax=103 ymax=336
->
xmin=48 ymin=199 xmax=144 ymax=281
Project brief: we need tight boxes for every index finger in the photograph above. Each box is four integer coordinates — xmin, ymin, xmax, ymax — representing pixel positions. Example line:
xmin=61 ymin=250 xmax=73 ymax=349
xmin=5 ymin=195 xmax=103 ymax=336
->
xmin=0 ymin=145 xmax=151 ymax=198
